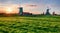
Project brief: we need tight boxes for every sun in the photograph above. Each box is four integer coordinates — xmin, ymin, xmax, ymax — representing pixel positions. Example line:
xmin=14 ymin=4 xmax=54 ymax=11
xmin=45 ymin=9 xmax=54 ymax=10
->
xmin=5 ymin=7 xmax=13 ymax=13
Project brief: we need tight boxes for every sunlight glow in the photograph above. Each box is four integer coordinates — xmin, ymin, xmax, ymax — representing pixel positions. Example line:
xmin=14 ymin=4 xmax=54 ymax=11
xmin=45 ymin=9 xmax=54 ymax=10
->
xmin=5 ymin=7 xmax=13 ymax=13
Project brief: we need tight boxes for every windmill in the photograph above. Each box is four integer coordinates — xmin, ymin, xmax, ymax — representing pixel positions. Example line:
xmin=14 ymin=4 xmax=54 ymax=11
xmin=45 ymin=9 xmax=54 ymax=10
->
xmin=19 ymin=7 xmax=23 ymax=15
xmin=45 ymin=6 xmax=51 ymax=15
xmin=18 ymin=3 xmax=23 ymax=15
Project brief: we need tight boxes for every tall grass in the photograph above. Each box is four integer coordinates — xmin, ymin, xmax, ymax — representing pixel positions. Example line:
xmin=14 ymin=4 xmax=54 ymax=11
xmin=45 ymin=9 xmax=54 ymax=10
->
xmin=0 ymin=16 xmax=60 ymax=33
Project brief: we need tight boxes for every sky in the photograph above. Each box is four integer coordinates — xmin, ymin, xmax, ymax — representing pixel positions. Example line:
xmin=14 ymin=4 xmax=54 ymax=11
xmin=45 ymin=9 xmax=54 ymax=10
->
xmin=0 ymin=0 xmax=60 ymax=14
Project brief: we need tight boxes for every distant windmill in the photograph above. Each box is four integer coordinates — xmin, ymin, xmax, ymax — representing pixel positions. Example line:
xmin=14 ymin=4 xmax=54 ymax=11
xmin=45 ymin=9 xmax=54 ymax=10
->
xmin=45 ymin=6 xmax=51 ymax=15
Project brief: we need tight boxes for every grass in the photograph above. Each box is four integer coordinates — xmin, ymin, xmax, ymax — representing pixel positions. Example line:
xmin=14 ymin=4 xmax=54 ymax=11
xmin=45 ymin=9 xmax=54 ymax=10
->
xmin=0 ymin=15 xmax=60 ymax=33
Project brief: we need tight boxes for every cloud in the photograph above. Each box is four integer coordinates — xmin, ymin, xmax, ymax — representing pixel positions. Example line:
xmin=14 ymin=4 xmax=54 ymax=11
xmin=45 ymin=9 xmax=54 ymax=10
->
xmin=26 ymin=4 xmax=37 ymax=7
xmin=0 ymin=0 xmax=9 ymax=3
xmin=20 ymin=4 xmax=38 ymax=8
xmin=0 ymin=0 xmax=18 ymax=4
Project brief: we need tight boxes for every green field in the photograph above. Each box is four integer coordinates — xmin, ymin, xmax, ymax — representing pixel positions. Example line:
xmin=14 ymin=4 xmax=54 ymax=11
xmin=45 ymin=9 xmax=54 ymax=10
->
xmin=0 ymin=16 xmax=60 ymax=33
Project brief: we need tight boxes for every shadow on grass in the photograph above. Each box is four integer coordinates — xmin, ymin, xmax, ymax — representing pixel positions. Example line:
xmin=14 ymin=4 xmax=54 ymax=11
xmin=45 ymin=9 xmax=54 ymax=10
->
xmin=0 ymin=29 xmax=8 ymax=33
